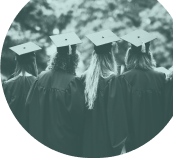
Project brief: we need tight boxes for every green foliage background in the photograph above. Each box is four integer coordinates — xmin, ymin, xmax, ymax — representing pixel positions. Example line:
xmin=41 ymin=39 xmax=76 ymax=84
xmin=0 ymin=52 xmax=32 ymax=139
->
xmin=1 ymin=0 xmax=173 ymax=79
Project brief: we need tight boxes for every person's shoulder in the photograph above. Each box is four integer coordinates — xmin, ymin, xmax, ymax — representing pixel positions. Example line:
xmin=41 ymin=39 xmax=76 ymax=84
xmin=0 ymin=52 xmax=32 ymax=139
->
xmin=37 ymin=69 xmax=75 ymax=90
xmin=3 ymin=76 xmax=20 ymax=85
xmin=25 ymin=76 xmax=37 ymax=84
xmin=122 ymin=68 xmax=165 ymax=77
xmin=2 ymin=76 xmax=23 ymax=92
xmin=65 ymin=75 xmax=85 ymax=93
xmin=154 ymin=67 xmax=169 ymax=74
xmin=121 ymin=69 xmax=137 ymax=76
xmin=36 ymin=70 xmax=55 ymax=83
xmin=37 ymin=70 xmax=52 ymax=79
xmin=153 ymin=67 xmax=168 ymax=76
xmin=149 ymin=68 xmax=166 ymax=81
xmin=99 ymin=74 xmax=120 ymax=90
xmin=68 ymin=75 xmax=85 ymax=86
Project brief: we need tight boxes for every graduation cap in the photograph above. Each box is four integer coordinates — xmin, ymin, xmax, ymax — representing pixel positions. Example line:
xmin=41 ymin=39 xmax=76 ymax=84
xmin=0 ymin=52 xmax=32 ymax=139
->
xmin=9 ymin=42 xmax=42 ymax=55
xmin=121 ymin=30 xmax=157 ymax=53
xmin=49 ymin=32 xmax=82 ymax=55
xmin=86 ymin=30 xmax=120 ymax=46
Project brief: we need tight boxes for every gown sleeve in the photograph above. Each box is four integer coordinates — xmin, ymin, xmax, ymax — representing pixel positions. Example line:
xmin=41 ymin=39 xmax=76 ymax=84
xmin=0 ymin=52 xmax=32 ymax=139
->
xmin=2 ymin=82 xmax=11 ymax=104
xmin=65 ymin=78 xmax=86 ymax=157
xmin=164 ymin=79 xmax=173 ymax=124
xmin=117 ymin=72 xmax=166 ymax=151
xmin=107 ymin=76 xmax=128 ymax=152
xmin=3 ymin=76 xmax=36 ymax=130
xmin=24 ymin=79 xmax=42 ymax=140
xmin=65 ymin=78 xmax=86 ymax=135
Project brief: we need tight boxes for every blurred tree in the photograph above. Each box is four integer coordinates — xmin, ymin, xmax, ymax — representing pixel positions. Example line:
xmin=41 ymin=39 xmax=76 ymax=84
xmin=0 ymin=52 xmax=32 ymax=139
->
xmin=1 ymin=0 xmax=77 ymax=77
xmin=1 ymin=0 xmax=173 ymax=78
xmin=70 ymin=0 xmax=159 ymax=67
xmin=140 ymin=2 xmax=173 ymax=68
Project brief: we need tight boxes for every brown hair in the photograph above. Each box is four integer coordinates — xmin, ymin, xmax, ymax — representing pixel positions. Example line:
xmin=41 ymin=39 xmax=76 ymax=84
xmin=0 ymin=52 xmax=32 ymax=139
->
xmin=14 ymin=52 xmax=38 ymax=77
xmin=48 ymin=45 xmax=79 ymax=75
xmin=125 ymin=42 xmax=156 ymax=70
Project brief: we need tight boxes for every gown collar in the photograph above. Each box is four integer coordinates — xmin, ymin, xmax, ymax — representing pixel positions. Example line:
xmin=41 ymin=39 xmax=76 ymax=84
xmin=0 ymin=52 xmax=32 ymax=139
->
xmin=18 ymin=72 xmax=32 ymax=76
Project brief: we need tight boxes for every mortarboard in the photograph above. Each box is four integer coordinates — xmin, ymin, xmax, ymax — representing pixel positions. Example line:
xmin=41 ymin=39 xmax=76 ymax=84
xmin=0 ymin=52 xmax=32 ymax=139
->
xmin=9 ymin=42 xmax=42 ymax=55
xmin=121 ymin=29 xmax=157 ymax=53
xmin=86 ymin=30 xmax=120 ymax=46
xmin=49 ymin=32 xmax=82 ymax=55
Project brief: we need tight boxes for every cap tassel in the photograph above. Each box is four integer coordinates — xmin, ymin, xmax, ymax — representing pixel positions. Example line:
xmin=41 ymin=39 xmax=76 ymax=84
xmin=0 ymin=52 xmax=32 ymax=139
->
xmin=141 ymin=41 xmax=146 ymax=53
xmin=69 ymin=45 xmax=72 ymax=55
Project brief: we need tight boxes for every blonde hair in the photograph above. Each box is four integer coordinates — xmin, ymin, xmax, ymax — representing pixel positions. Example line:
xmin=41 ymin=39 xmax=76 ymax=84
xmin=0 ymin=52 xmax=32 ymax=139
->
xmin=83 ymin=43 xmax=118 ymax=109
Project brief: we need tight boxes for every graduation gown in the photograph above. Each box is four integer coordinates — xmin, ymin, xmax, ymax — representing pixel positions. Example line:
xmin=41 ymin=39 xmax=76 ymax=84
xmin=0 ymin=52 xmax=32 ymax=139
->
xmin=25 ymin=69 xmax=84 ymax=157
xmin=67 ymin=75 xmax=128 ymax=158
xmin=2 ymin=75 xmax=36 ymax=129
xmin=118 ymin=69 xmax=166 ymax=152
xmin=155 ymin=67 xmax=173 ymax=124
xmin=164 ymin=79 xmax=173 ymax=124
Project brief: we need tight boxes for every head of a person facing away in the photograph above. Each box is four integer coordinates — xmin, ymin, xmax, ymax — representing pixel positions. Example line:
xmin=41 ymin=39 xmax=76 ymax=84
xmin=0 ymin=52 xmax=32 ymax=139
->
xmin=84 ymin=42 xmax=118 ymax=109
xmin=14 ymin=52 xmax=38 ymax=77
xmin=48 ymin=45 xmax=78 ymax=75
xmin=125 ymin=42 xmax=156 ymax=71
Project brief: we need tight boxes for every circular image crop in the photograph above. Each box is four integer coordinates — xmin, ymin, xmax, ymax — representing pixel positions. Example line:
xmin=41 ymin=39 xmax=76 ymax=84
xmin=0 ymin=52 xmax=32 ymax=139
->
xmin=1 ymin=0 xmax=173 ymax=157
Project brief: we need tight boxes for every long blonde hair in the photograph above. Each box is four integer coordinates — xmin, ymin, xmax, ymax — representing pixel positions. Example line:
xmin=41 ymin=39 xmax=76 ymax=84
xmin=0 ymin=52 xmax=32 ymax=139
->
xmin=84 ymin=43 xmax=118 ymax=109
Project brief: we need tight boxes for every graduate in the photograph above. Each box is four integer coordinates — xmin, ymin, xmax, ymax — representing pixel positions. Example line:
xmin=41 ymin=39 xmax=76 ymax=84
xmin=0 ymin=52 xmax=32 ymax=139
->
xmin=25 ymin=32 xmax=83 ymax=157
xmin=2 ymin=42 xmax=41 ymax=129
xmin=119 ymin=30 xmax=167 ymax=152
xmin=67 ymin=30 xmax=128 ymax=157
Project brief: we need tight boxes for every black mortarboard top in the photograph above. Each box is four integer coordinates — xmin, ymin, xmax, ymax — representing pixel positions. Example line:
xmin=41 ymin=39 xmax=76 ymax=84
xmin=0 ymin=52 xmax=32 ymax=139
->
xmin=121 ymin=29 xmax=157 ymax=53
xmin=50 ymin=32 xmax=82 ymax=55
xmin=9 ymin=42 xmax=42 ymax=55
xmin=86 ymin=30 xmax=120 ymax=46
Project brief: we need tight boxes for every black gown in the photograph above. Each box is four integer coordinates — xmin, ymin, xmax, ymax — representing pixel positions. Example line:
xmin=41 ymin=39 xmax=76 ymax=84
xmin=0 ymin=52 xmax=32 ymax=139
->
xmin=26 ymin=70 xmax=128 ymax=158
xmin=2 ymin=75 xmax=36 ymax=129
xmin=164 ymin=79 xmax=173 ymax=124
xmin=118 ymin=69 xmax=166 ymax=152
xmin=25 ymin=69 xmax=84 ymax=157
xmin=67 ymin=75 xmax=128 ymax=158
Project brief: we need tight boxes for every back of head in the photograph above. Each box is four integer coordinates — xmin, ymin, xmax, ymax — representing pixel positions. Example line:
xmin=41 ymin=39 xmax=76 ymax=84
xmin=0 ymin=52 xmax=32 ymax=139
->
xmin=15 ymin=52 xmax=38 ymax=77
xmin=48 ymin=45 xmax=78 ymax=75
xmin=94 ymin=43 xmax=112 ymax=55
xmin=125 ymin=42 xmax=156 ymax=71
xmin=94 ymin=43 xmax=118 ymax=73
xmin=84 ymin=43 xmax=118 ymax=109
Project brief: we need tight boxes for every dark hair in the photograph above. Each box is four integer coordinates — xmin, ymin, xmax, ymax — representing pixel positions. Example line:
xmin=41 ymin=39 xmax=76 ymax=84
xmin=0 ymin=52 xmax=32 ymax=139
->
xmin=94 ymin=43 xmax=112 ymax=54
xmin=48 ymin=45 xmax=79 ymax=75
xmin=14 ymin=52 xmax=38 ymax=77
xmin=125 ymin=42 xmax=156 ymax=70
